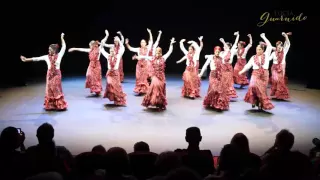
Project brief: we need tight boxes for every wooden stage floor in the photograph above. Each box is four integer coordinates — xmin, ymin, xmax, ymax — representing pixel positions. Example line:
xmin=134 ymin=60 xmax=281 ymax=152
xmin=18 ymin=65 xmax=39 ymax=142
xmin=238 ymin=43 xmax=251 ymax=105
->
xmin=0 ymin=75 xmax=319 ymax=155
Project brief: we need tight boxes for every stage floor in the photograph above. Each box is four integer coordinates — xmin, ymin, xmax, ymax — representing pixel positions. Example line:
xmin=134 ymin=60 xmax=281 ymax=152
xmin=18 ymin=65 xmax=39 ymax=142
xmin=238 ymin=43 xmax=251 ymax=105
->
xmin=0 ymin=75 xmax=319 ymax=156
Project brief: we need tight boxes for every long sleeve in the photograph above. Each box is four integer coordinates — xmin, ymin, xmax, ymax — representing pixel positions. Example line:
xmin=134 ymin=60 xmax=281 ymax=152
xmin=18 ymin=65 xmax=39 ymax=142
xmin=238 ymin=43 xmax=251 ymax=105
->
xmin=147 ymin=30 xmax=153 ymax=53
xmin=100 ymin=35 xmax=109 ymax=59
xmin=199 ymin=56 xmax=212 ymax=76
xmin=163 ymin=44 xmax=173 ymax=61
xmin=283 ymin=35 xmax=291 ymax=54
xmin=243 ymin=43 xmax=252 ymax=57
xmin=57 ymin=37 xmax=66 ymax=64
xmin=180 ymin=42 xmax=188 ymax=55
xmin=261 ymin=35 xmax=272 ymax=57
xmin=199 ymin=40 xmax=203 ymax=51
xmin=240 ymin=56 xmax=254 ymax=73
xmin=126 ymin=44 xmax=139 ymax=53
xmin=115 ymin=41 xmax=125 ymax=69
xmin=32 ymin=55 xmax=47 ymax=61
xmin=103 ymin=44 xmax=114 ymax=48
xmin=120 ymin=33 xmax=124 ymax=44
xmin=153 ymin=31 xmax=162 ymax=48
xmin=268 ymin=52 xmax=275 ymax=61
xmin=71 ymin=48 xmax=91 ymax=53
xmin=176 ymin=56 xmax=187 ymax=64
xmin=136 ymin=55 xmax=153 ymax=60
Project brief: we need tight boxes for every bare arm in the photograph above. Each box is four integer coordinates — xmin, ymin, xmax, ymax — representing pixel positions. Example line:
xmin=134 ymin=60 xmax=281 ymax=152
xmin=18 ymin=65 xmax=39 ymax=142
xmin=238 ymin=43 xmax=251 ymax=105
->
xmin=179 ymin=39 xmax=188 ymax=55
xmin=199 ymin=55 xmax=212 ymax=77
xmin=163 ymin=38 xmax=175 ymax=61
xmin=176 ymin=56 xmax=187 ymax=64
xmin=58 ymin=33 xmax=66 ymax=56
xmin=68 ymin=48 xmax=91 ymax=53
xmin=125 ymin=39 xmax=139 ymax=53
xmin=239 ymin=56 xmax=254 ymax=74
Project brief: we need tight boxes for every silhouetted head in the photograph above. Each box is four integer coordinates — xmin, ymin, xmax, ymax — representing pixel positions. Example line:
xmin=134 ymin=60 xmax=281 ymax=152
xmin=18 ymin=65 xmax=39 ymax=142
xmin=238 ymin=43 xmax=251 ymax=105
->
xmin=156 ymin=47 xmax=162 ymax=58
xmin=49 ymin=44 xmax=59 ymax=55
xmin=166 ymin=167 xmax=202 ymax=180
xmin=0 ymin=127 xmax=21 ymax=151
xmin=140 ymin=39 xmax=147 ymax=48
xmin=275 ymin=129 xmax=294 ymax=152
xmin=133 ymin=141 xmax=150 ymax=152
xmin=89 ymin=40 xmax=99 ymax=49
xmin=238 ymin=41 xmax=246 ymax=49
xmin=188 ymin=46 xmax=195 ymax=54
xmin=231 ymin=133 xmax=250 ymax=153
xmin=313 ymin=138 xmax=320 ymax=147
xmin=37 ymin=123 xmax=54 ymax=144
xmin=276 ymin=41 xmax=284 ymax=52
xmin=109 ymin=47 xmax=115 ymax=56
xmin=185 ymin=127 xmax=202 ymax=148
xmin=214 ymin=46 xmax=222 ymax=56
xmin=106 ymin=147 xmax=130 ymax=175
xmin=256 ymin=42 xmax=266 ymax=56
xmin=92 ymin=145 xmax=106 ymax=154
xmin=155 ymin=151 xmax=181 ymax=175
xmin=219 ymin=144 xmax=243 ymax=174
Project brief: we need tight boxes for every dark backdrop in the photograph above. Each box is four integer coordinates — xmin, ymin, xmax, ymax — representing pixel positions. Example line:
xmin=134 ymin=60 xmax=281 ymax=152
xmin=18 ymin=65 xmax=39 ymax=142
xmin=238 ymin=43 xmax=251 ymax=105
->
xmin=2 ymin=1 xmax=319 ymax=88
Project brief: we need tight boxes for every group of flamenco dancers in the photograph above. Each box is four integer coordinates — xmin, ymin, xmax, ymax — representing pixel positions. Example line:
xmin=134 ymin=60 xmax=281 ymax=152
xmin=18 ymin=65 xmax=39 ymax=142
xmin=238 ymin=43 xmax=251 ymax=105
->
xmin=20 ymin=29 xmax=291 ymax=111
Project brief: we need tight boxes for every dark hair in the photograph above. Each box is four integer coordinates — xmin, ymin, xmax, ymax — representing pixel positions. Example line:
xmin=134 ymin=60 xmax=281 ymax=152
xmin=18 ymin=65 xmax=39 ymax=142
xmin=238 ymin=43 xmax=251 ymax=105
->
xmin=238 ymin=41 xmax=246 ymax=47
xmin=230 ymin=133 xmax=250 ymax=153
xmin=49 ymin=44 xmax=60 ymax=54
xmin=276 ymin=41 xmax=283 ymax=47
xmin=276 ymin=129 xmax=294 ymax=151
xmin=0 ymin=127 xmax=19 ymax=150
xmin=155 ymin=151 xmax=181 ymax=175
xmin=185 ymin=127 xmax=202 ymax=143
xmin=37 ymin=123 xmax=54 ymax=143
xmin=134 ymin=141 xmax=150 ymax=152
xmin=226 ymin=42 xmax=232 ymax=48
xmin=106 ymin=147 xmax=130 ymax=174
xmin=92 ymin=145 xmax=106 ymax=154
xmin=189 ymin=45 xmax=195 ymax=51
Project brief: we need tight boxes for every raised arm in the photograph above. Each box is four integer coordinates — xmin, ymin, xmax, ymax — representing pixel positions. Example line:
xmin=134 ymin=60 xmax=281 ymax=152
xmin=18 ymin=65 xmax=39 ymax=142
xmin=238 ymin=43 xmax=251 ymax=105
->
xmin=232 ymin=32 xmax=240 ymax=50
xmin=99 ymin=30 xmax=110 ymax=59
xmin=219 ymin=38 xmax=228 ymax=49
xmin=244 ymin=34 xmax=253 ymax=53
xmin=198 ymin=55 xmax=212 ymax=77
xmin=153 ymin=30 xmax=162 ymax=48
xmin=188 ymin=40 xmax=201 ymax=52
xmin=179 ymin=39 xmax=188 ymax=55
xmin=283 ymin=32 xmax=291 ymax=53
xmin=116 ymin=37 xmax=125 ymax=59
xmin=68 ymin=48 xmax=91 ymax=53
xmin=125 ymin=38 xmax=139 ymax=53
xmin=199 ymin=36 xmax=204 ymax=51
xmin=58 ymin=33 xmax=66 ymax=57
xmin=239 ymin=56 xmax=254 ymax=75
xmin=147 ymin=28 xmax=153 ymax=53
xmin=163 ymin=38 xmax=175 ymax=61
xmin=117 ymin=31 xmax=125 ymax=44
xmin=176 ymin=56 xmax=187 ymax=64
xmin=260 ymin=33 xmax=272 ymax=57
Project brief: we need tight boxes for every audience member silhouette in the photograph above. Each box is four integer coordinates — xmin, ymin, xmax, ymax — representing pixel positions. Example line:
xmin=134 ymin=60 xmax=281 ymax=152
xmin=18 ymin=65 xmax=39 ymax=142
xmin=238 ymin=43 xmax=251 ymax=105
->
xmin=149 ymin=151 xmax=181 ymax=180
xmin=166 ymin=167 xmax=202 ymax=180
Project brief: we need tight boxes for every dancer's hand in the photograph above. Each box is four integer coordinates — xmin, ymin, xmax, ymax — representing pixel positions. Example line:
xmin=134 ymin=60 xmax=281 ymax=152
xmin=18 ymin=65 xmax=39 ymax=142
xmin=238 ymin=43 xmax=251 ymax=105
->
xmin=176 ymin=61 xmax=180 ymax=64
xmin=68 ymin=48 xmax=74 ymax=52
xmin=117 ymin=31 xmax=122 ymax=35
xmin=105 ymin=29 xmax=109 ymax=36
xmin=219 ymin=38 xmax=224 ymax=42
xmin=205 ymin=55 xmax=209 ymax=59
xmin=260 ymin=33 xmax=265 ymax=38
xmin=198 ymin=36 xmax=203 ymax=41
xmin=170 ymin=38 xmax=176 ymax=44
xmin=287 ymin=32 xmax=292 ymax=36
xmin=132 ymin=55 xmax=137 ymax=60
xmin=247 ymin=34 xmax=251 ymax=38
xmin=187 ymin=40 xmax=195 ymax=44
xmin=20 ymin=55 xmax=26 ymax=62
xmin=198 ymin=74 xmax=202 ymax=78
xmin=238 ymin=71 xmax=243 ymax=75
xmin=180 ymin=39 xmax=186 ymax=43
xmin=234 ymin=31 xmax=239 ymax=35
xmin=125 ymin=38 xmax=129 ymax=44
xmin=147 ymin=28 xmax=151 ymax=33
xmin=61 ymin=33 xmax=65 ymax=38
xmin=158 ymin=30 xmax=162 ymax=34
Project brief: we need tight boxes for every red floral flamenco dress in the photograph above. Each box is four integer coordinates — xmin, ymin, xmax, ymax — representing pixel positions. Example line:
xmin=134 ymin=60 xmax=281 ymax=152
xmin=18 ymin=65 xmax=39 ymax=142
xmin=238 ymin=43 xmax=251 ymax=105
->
xmin=44 ymin=54 xmax=68 ymax=110
xmin=85 ymin=47 xmax=102 ymax=95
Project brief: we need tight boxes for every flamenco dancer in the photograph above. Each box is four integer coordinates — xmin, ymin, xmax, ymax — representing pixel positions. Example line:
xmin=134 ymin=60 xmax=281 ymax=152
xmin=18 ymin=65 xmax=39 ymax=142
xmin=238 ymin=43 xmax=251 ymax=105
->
xmin=20 ymin=33 xmax=68 ymax=111
xmin=100 ymin=30 xmax=127 ymax=106
xmin=176 ymin=37 xmax=203 ymax=98
xmin=268 ymin=32 xmax=291 ymax=100
xmin=101 ymin=31 xmax=125 ymax=82
xmin=198 ymin=46 xmax=229 ymax=111
xmin=147 ymin=30 xmax=163 ymax=81
xmin=233 ymin=34 xmax=253 ymax=88
xmin=126 ymin=28 xmax=153 ymax=95
xmin=219 ymin=32 xmax=239 ymax=99
xmin=239 ymin=33 xmax=274 ymax=110
xmin=68 ymin=40 xmax=103 ymax=96
xmin=133 ymin=38 xmax=175 ymax=110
